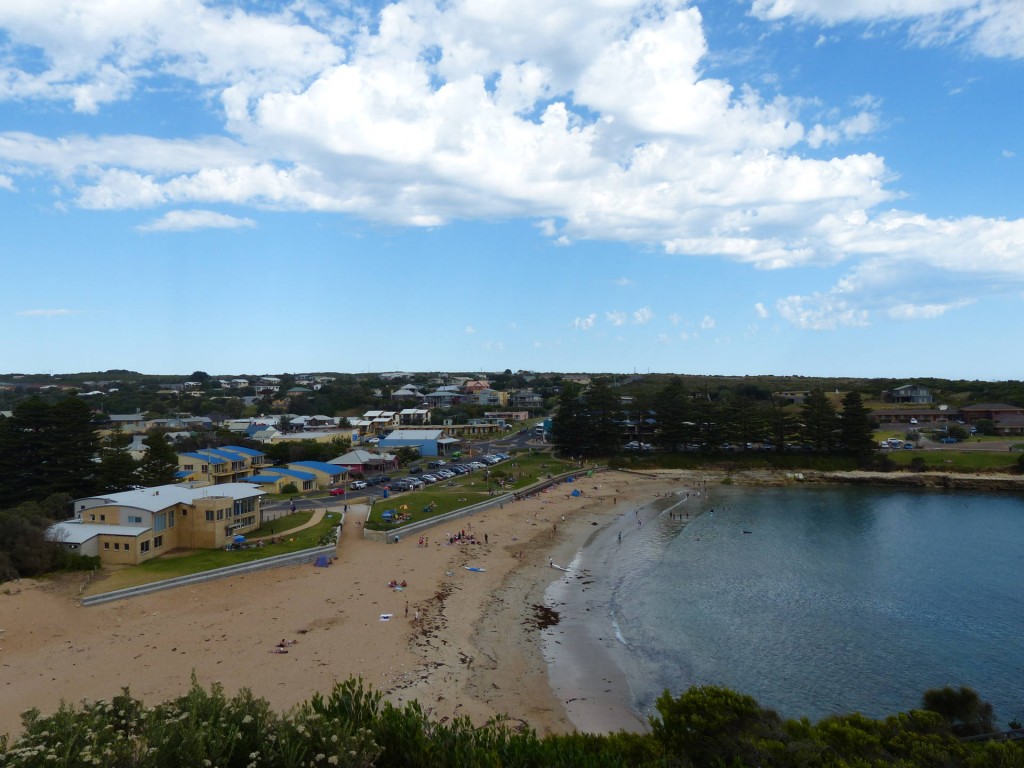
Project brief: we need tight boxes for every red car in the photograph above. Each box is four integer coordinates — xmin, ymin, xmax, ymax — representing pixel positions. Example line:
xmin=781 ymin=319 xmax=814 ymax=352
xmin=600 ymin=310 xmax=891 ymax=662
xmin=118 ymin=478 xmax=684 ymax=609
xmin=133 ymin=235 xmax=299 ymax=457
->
xmin=329 ymin=487 xmax=347 ymax=496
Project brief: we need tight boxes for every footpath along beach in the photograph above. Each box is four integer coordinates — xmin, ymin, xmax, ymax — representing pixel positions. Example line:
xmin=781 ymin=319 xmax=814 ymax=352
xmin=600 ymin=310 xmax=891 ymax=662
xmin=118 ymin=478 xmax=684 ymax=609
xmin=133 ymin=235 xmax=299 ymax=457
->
xmin=0 ymin=469 xmax=704 ymax=740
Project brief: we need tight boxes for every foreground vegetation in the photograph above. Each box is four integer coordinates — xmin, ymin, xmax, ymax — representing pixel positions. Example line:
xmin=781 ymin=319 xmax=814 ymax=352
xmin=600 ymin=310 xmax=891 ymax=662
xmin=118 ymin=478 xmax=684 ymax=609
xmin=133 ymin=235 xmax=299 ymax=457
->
xmin=2 ymin=678 xmax=1020 ymax=768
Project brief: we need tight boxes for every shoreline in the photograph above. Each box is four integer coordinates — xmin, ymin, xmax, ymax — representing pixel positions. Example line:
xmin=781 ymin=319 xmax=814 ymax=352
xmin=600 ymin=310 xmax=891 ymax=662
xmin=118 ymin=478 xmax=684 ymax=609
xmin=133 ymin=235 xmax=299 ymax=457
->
xmin=4 ymin=467 xmax=1020 ymax=742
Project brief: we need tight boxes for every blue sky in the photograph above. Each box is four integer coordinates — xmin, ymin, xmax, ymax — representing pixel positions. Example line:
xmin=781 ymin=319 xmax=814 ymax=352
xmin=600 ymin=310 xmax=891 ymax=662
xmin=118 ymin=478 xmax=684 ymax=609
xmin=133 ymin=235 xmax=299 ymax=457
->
xmin=1 ymin=0 xmax=1021 ymax=379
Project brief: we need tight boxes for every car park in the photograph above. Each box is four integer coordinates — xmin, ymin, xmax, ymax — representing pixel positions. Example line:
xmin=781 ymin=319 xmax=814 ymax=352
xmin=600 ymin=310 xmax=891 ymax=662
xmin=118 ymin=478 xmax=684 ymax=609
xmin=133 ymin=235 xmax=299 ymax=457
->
xmin=409 ymin=466 xmax=423 ymax=474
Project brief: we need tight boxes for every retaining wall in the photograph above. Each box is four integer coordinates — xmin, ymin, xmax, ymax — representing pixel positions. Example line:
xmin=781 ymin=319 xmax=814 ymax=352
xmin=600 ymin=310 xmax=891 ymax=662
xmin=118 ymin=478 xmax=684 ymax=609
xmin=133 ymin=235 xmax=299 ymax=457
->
xmin=80 ymin=542 xmax=339 ymax=606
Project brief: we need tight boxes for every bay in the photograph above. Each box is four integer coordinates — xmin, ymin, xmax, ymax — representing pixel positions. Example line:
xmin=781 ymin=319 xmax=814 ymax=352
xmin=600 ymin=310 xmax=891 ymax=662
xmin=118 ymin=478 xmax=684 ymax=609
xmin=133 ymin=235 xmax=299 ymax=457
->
xmin=545 ymin=485 xmax=1024 ymax=729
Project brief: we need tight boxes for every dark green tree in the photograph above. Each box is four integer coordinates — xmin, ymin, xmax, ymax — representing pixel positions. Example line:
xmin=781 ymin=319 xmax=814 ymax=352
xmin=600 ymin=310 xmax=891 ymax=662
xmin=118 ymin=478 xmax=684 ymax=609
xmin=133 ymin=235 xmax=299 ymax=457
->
xmin=48 ymin=397 xmax=100 ymax=497
xmin=922 ymin=685 xmax=995 ymax=736
xmin=96 ymin=427 xmax=139 ymax=493
xmin=0 ymin=396 xmax=99 ymax=503
xmin=551 ymin=383 xmax=587 ymax=457
xmin=766 ymin=401 xmax=799 ymax=450
xmin=800 ymin=388 xmax=838 ymax=451
xmin=839 ymin=390 xmax=878 ymax=454
xmin=653 ymin=377 xmax=695 ymax=451
xmin=650 ymin=685 xmax=783 ymax=767
xmin=137 ymin=431 xmax=180 ymax=487
xmin=581 ymin=379 xmax=623 ymax=457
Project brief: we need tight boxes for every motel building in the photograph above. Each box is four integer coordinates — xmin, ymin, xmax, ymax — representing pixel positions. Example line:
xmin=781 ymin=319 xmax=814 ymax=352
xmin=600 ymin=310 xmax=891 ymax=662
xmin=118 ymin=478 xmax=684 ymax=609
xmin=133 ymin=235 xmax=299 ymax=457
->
xmin=48 ymin=483 xmax=266 ymax=566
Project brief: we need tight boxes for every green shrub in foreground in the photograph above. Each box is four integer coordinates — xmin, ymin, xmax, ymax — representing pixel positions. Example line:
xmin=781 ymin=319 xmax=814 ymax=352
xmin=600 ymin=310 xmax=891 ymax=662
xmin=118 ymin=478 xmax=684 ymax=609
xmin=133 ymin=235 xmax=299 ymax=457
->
xmin=2 ymin=679 xmax=1021 ymax=768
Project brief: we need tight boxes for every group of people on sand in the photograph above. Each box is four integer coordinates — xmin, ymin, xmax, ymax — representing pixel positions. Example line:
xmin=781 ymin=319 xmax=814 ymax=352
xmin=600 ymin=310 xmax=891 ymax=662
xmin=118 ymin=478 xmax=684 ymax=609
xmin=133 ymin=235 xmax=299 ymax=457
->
xmin=387 ymin=579 xmax=408 ymax=589
xmin=271 ymin=638 xmax=297 ymax=654
xmin=446 ymin=529 xmax=479 ymax=545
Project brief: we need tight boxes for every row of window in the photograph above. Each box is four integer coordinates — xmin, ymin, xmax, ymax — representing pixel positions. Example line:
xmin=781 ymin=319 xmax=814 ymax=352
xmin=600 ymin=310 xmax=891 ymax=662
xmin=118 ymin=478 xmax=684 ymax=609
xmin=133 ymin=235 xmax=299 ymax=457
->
xmin=104 ymin=535 xmax=163 ymax=553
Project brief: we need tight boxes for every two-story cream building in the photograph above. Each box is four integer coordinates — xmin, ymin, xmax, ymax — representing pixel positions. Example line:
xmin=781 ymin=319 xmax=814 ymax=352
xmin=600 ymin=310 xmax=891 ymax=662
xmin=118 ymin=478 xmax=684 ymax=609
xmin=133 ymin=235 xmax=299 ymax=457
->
xmin=49 ymin=483 xmax=266 ymax=565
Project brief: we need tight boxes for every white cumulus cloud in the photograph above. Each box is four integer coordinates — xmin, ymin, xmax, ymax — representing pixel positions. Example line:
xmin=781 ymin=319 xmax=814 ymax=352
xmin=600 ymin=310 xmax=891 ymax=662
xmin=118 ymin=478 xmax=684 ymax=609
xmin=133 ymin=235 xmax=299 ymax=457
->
xmin=573 ymin=314 xmax=596 ymax=331
xmin=137 ymin=209 xmax=256 ymax=232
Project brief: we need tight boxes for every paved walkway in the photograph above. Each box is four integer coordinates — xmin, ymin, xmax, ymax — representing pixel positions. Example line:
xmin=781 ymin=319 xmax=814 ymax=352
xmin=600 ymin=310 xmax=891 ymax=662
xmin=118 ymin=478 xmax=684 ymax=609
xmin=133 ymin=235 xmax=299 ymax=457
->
xmin=249 ymin=507 xmax=327 ymax=543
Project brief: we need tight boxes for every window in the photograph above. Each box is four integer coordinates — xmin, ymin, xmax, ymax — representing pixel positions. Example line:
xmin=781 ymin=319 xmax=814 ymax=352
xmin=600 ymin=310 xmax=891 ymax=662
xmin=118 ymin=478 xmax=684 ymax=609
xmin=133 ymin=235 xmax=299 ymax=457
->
xmin=154 ymin=535 xmax=163 ymax=548
xmin=140 ymin=541 xmax=150 ymax=553
xmin=183 ymin=463 xmax=194 ymax=470
xmin=100 ymin=514 xmax=106 ymax=521
xmin=206 ymin=511 xmax=214 ymax=522
xmin=154 ymin=513 xmax=166 ymax=532
xmin=104 ymin=542 xmax=109 ymax=549
xmin=128 ymin=515 xmax=142 ymax=524
xmin=113 ymin=543 xmax=120 ymax=550
xmin=168 ymin=510 xmax=175 ymax=528
xmin=124 ymin=543 xmax=130 ymax=551
xmin=216 ymin=510 xmax=223 ymax=520
xmin=89 ymin=514 xmax=96 ymax=521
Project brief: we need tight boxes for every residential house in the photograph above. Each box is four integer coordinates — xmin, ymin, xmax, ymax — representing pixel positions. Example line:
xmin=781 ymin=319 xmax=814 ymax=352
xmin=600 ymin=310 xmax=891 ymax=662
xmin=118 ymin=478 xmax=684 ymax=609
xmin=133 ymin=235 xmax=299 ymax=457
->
xmin=884 ymin=384 xmax=934 ymax=404
xmin=958 ymin=403 xmax=1024 ymax=423
xmin=399 ymin=408 xmax=431 ymax=425
xmin=510 ymin=391 xmax=543 ymax=409
xmin=472 ymin=389 xmax=508 ymax=407
xmin=329 ymin=449 xmax=399 ymax=476
xmin=424 ymin=390 xmax=462 ymax=408
xmin=378 ymin=428 xmax=461 ymax=457
xmin=485 ymin=410 xmax=530 ymax=422
xmin=391 ymin=385 xmax=425 ymax=402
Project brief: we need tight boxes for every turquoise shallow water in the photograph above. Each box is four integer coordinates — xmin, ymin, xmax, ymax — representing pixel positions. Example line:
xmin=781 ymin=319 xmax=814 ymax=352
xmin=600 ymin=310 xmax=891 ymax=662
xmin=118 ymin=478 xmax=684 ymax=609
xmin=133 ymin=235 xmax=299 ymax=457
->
xmin=549 ymin=485 xmax=1024 ymax=728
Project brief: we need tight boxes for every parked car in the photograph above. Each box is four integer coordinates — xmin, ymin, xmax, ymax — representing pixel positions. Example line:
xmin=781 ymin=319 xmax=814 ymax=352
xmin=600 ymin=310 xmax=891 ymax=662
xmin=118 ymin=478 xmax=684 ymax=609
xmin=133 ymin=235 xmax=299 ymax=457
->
xmin=409 ymin=466 xmax=423 ymax=474
xmin=348 ymin=481 xmax=367 ymax=490
xmin=330 ymin=487 xmax=348 ymax=496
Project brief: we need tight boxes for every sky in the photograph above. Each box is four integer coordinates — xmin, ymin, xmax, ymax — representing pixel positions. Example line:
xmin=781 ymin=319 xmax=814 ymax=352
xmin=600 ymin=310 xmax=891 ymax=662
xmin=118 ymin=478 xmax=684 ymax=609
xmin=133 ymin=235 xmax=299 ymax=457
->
xmin=0 ymin=0 xmax=1022 ymax=380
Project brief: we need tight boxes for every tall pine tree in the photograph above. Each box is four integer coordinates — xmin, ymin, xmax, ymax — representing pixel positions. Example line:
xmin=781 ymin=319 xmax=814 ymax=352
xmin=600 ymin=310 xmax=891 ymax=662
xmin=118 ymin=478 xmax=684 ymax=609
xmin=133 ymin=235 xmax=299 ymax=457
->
xmin=800 ymin=389 xmax=838 ymax=451
xmin=97 ymin=427 xmax=140 ymax=493
xmin=137 ymin=431 xmax=180 ymax=487
xmin=839 ymin=391 xmax=878 ymax=455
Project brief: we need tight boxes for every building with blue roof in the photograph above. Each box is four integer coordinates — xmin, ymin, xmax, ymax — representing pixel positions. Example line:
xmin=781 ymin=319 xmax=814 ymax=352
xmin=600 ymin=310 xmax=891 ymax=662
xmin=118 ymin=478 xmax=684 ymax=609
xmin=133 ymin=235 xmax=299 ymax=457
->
xmin=288 ymin=461 xmax=348 ymax=489
xmin=243 ymin=467 xmax=316 ymax=493
xmin=177 ymin=445 xmax=269 ymax=485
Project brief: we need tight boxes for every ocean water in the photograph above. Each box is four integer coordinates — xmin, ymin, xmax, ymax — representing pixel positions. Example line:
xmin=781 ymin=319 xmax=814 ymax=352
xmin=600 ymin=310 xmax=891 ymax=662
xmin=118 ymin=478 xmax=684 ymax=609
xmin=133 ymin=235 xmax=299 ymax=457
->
xmin=544 ymin=485 xmax=1024 ymax=729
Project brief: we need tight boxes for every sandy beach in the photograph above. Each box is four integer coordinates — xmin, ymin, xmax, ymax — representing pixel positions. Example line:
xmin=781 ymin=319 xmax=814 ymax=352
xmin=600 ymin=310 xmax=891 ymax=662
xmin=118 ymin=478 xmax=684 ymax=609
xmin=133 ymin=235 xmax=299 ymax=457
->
xmin=0 ymin=469 xmax=694 ymax=740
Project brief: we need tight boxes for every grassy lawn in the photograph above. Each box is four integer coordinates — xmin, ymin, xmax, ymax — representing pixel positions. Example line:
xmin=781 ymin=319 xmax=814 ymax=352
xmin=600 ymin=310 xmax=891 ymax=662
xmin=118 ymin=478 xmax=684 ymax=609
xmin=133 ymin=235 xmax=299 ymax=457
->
xmin=364 ymin=453 xmax=576 ymax=531
xmin=85 ymin=511 xmax=341 ymax=595
xmin=886 ymin=450 xmax=1020 ymax=472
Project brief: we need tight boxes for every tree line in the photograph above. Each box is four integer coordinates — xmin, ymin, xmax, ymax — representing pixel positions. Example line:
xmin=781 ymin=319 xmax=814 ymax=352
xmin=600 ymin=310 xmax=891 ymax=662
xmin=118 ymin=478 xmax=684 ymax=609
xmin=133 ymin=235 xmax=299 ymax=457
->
xmin=553 ymin=378 xmax=878 ymax=458
xmin=0 ymin=396 xmax=181 ymax=580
